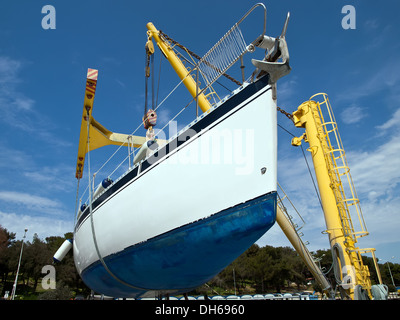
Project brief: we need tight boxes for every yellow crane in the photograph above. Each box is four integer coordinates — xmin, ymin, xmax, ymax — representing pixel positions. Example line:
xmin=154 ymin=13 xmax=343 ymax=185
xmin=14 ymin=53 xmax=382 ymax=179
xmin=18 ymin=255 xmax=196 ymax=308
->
xmin=291 ymin=93 xmax=384 ymax=299
xmin=146 ymin=22 xmax=212 ymax=114
xmin=75 ymin=69 xmax=151 ymax=179
xmin=275 ymin=187 xmax=333 ymax=297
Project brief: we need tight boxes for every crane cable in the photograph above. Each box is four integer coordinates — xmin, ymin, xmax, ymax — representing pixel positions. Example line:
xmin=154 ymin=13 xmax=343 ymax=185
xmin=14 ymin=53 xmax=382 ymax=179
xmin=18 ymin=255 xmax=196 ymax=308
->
xmin=277 ymin=121 xmax=323 ymax=211
xmin=144 ymin=44 xmax=155 ymax=116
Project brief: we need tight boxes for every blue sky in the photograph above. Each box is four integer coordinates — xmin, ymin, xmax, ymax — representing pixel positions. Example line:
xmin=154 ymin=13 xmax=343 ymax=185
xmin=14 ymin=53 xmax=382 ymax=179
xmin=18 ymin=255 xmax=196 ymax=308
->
xmin=0 ymin=0 xmax=399 ymax=267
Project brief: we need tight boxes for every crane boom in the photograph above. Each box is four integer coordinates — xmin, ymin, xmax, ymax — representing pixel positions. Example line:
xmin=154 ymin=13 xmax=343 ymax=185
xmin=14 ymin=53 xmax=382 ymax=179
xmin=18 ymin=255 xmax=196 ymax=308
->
xmin=146 ymin=22 xmax=212 ymax=114
xmin=276 ymin=198 xmax=332 ymax=296
xmin=75 ymin=68 xmax=166 ymax=179
xmin=291 ymin=93 xmax=382 ymax=299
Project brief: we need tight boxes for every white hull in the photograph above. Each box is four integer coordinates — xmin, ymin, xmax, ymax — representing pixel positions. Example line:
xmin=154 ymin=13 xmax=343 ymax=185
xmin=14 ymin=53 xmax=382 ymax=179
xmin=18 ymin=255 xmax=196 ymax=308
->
xmin=73 ymin=77 xmax=277 ymax=297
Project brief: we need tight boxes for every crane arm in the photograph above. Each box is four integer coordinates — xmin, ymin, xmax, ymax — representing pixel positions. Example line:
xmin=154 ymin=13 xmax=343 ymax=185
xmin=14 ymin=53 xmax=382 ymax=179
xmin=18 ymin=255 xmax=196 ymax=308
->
xmin=276 ymin=204 xmax=333 ymax=296
xmin=75 ymin=68 xmax=165 ymax=179
xmin=146 ymin=22 xmax=212 ymax=114
xmin=290 ymin=93 xmax=383 ymax=299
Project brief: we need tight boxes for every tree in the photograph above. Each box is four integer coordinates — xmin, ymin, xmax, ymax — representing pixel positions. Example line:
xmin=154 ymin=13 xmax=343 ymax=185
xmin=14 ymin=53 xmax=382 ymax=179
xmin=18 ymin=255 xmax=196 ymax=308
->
xmin=23 ymin=234 xmax=53 ymax=291
xmin=1 ymin=229 xmax=91 ymax=299
xmin=0 ymin=225 xmax=17 ymax=294
xmin=379 ymin=261 xmax=399 ymax=292
xmin=210 ymin=244 xmax=312 ymax=294
xmin=0 ymin=225 xmax=16 ymax=250
xmin=38 ymin=281 xmax=73 ymax=300
xmin=46 ymin=233 xmax=90 ymax=294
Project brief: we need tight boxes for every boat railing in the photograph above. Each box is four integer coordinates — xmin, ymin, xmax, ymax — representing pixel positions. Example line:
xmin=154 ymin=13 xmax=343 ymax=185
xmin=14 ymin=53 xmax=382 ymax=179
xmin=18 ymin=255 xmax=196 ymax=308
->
xmin=195 ymin=3 xmax=266 ymax=94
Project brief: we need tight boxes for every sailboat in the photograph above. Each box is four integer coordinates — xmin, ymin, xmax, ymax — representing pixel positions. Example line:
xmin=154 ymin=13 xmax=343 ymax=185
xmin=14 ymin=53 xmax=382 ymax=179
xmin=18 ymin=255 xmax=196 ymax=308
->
xmin=55 ymin=3 xmax=291 ymax=298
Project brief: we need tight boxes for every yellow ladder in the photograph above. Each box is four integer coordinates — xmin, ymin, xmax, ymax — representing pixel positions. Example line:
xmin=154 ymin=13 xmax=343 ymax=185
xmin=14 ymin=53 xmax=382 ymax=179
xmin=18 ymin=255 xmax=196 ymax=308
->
xmin=313 ymin=93 xmax=367 ymax=241
xmin=292 ymin=93 xmax=382 ymax=299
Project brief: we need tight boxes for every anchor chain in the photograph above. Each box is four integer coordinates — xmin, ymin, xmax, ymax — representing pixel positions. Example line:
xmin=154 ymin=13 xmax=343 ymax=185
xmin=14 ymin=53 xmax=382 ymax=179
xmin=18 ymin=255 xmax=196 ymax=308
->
xmin=277 ymin=106 xmax=293 ymax=121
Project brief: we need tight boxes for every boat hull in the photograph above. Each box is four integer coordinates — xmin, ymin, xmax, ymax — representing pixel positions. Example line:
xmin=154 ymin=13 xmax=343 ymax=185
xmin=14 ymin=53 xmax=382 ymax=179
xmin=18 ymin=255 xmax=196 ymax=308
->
xmin=81 ymin=192 xmax=276 ymax=298
xmin=73 ymin=76 xmax=277 ymax=298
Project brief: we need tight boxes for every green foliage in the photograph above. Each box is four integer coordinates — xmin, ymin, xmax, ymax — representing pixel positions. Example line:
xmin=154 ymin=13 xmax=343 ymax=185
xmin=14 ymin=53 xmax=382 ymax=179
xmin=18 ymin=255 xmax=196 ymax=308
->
xmin=207 ymin=245 xmax=400 ymax=296
xmin=38 ymin=281 xmax=73 ymax=300
xmin=0 ymin=229 xmax=90 ymax=299
xmin=0 ymin=224 xmax=399 ymax=299
xmin=208 ymin=244 xmax=311 ymax=294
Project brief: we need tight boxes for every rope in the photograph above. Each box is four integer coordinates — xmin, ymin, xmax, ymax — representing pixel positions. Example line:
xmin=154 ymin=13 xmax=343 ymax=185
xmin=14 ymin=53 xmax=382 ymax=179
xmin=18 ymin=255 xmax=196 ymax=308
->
xmin=73 ymin=178 xmax=80 ymax=234
xmin=85 ymin=107 xmax=150 ymax=292
xmin=156 ymin=51 xmax=162 ymax=108
xmin=144 ymin=49 xmax=155 ymax=116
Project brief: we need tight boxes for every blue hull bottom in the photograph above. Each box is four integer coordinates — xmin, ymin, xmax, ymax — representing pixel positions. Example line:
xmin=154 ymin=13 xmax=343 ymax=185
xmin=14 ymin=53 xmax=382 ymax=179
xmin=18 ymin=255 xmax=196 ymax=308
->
xmin=80 ymin=192 xmax=277 ymax=298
